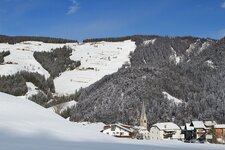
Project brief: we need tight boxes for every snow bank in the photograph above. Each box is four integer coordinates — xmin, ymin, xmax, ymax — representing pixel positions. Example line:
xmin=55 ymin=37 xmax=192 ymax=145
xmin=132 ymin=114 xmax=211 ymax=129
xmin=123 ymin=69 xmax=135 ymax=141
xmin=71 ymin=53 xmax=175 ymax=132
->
xmin=0 ymin=92 xmax=112 ymax=142
xmin=0 ymin=92 xmax=225 ymax=150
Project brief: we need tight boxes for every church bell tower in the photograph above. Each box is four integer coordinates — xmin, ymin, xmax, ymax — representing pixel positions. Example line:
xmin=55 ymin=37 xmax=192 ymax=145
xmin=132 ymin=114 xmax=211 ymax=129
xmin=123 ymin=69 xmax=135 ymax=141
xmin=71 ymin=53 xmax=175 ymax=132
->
xmin=140 ymin=101 xmax=148 ymax=129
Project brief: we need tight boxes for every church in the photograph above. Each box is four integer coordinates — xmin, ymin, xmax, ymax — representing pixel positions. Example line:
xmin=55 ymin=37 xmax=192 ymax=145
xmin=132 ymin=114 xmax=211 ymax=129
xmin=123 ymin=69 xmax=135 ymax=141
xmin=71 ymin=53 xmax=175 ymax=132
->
xmin=136 ymin=101 xmax=150 ymax=139
xmin=140 ymin=101 xmax=148 ymax=129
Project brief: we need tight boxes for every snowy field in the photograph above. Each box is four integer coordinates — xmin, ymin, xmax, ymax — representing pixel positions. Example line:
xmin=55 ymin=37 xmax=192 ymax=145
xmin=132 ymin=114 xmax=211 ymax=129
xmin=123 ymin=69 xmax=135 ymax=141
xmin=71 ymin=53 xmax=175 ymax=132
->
xmin=0 ymin=41 xmax=67 ymax=78
xmin=0 ymin=92 xmax=224 ymax=150
xmin=48 ymin=100 xmax=77 ymax=114
xmin=54 ymin=40 xmax=136 ymax=95
xmin=0 ymin=40 xmax=136 ymax=95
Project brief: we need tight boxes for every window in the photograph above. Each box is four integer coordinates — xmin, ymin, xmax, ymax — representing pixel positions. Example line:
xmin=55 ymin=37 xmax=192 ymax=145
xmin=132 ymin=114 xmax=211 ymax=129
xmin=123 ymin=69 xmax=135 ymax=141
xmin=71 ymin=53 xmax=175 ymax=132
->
xmin=111 ymin=126 xmax=116 ymax=131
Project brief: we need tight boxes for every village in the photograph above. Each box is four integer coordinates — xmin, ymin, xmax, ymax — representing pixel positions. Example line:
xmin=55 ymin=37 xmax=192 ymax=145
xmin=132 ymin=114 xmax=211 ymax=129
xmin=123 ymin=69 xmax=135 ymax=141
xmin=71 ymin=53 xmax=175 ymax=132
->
xmin=100 ymin=102 xmax=225 ymax=144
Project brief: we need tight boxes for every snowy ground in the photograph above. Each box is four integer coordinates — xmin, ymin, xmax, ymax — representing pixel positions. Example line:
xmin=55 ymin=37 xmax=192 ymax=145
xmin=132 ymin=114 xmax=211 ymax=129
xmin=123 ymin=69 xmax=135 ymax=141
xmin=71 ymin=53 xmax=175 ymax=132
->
xmin=1 ymin=92 xmax=225 ymax=150
xmin=0 ymin=41 xmax=68 ymax=78
xmin=48 ymin=100 xmax=77 ymax=114
xmin=54 ymin=40 xmax=136 ymax=95
xmin=0 ymin=40 xmax=136 ymax=95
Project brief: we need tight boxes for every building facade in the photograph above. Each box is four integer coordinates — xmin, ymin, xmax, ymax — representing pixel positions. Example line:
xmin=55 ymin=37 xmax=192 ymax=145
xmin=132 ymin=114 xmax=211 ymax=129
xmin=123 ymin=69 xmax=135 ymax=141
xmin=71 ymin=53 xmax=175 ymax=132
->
xmin=190 ymin=121 xmax=206 ymax=141
xmin=214 ymin=124 xmax=225 ymax=144
xmin=102 ymin=123 xmax=135 ymax=138
xmin=149 ymin=122 xmax=181 ymax=140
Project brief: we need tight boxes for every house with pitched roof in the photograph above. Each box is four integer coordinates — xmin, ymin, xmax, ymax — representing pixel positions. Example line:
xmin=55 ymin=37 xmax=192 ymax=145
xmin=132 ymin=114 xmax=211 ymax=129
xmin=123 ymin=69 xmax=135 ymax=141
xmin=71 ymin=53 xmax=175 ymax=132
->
xmin=149 ymin=122 xmax=181 ymax=140
xmin=101 ymin=123 xmax=135 ymax=138
xmin=101 ymin=101 xmax=150 ymax=139
xmin=190 ymin=121 xmax=206 ymax=141
xmin=184 ymin=123 xmax=195 ymax=141
xmin=214 ymin=124 xmax=225 ymax=144
xmin=204 ymin=121 xmax=217 ymax=142
xmin=133 ymin=126 xmax=150 ymax=140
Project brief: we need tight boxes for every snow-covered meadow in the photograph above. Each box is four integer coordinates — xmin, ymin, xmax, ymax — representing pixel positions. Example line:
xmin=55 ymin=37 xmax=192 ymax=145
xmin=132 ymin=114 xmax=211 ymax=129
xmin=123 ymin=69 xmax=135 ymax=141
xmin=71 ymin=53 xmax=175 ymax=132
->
xmin=54 ymin=40 xmax=136 ymax=95
xmin=0 ymin=40 xmax=136 ymax=95
xmin=0 ymin=92 xmax=225 ymax=150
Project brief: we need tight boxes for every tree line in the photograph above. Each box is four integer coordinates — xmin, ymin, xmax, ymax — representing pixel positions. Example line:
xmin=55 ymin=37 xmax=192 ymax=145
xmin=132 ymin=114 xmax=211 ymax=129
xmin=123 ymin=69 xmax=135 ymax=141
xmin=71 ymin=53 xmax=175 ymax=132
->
xmin=0 ymin=35 xmax=77 ymax=44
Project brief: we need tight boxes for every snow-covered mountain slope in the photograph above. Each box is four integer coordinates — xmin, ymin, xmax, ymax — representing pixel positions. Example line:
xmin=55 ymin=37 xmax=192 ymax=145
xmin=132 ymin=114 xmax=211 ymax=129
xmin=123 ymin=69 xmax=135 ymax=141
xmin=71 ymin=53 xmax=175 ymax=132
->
xmin=162 ymin=91 xmax=183 ymax=105
xmin=48 ymin=100 xmax=77 ymax=114
xmin=54 ymin=40 xmax=136 ymax=94
xmin=0 ymin=41 xmax=68 ymax=78
xmin=18 ymin=82 xmax=39 ymax=99
xmin=1 ymin=92 xmax=225 ymax=150
xmin=0 ymin=40 xmax=136 ymax=95
xmin=0 ymin=92 xmax=112 ymax=142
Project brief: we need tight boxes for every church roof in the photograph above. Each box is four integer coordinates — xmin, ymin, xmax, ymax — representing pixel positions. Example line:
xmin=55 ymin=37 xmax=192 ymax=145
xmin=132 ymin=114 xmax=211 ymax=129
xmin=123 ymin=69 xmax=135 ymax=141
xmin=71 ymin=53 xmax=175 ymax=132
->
xmin=141 ymin=101 xmax=146 ymax=117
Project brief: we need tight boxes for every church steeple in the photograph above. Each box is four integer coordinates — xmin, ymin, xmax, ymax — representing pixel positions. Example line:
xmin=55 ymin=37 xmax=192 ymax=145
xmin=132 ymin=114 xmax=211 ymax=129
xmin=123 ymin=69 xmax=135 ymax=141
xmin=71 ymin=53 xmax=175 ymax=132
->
xmin=140 ymin=101 xmax=148 ymax=129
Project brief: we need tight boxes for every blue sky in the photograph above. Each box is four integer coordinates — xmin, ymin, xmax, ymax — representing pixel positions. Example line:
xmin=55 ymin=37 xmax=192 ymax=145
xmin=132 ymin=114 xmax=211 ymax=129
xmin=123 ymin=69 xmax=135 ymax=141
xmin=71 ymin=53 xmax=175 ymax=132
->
xmin=0 ymin=0 xmax=225 ymax=41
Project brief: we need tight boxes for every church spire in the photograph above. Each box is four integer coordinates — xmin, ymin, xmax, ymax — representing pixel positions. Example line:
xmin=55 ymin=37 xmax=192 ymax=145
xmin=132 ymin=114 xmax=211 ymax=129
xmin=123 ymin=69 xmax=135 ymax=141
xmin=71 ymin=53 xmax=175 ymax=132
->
xmin=140 ymin=101 xmax=148 ymax=129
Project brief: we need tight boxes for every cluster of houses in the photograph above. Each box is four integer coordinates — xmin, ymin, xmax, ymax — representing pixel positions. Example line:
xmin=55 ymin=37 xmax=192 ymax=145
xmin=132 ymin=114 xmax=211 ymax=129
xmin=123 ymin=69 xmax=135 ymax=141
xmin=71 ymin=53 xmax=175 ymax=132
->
xmin=101 ymin=102 xmax=225 ymax=144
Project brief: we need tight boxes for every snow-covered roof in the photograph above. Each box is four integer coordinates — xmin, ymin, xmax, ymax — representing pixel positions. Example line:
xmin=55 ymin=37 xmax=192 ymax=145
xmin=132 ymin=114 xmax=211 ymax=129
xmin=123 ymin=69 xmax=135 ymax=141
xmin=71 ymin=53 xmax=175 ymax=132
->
xmin=214 ymin=124 xmax=225 ymax=129
xmin=180 ymin=126 xmax=185 ymax=130
xmin=185 ymin=123 xmax=194 ymax=131
xmin=152 ymin=122 xmax=180 ymax=131
xmin=133 ymin=126 xmax=148 ymax=132
xmin=204 ymin=121 xmax=217 ymax=127
xmin=116 ymin=125 xmax=133 ymax=133
xmin=108 ymin=123 xmax=134 ymax=133
xmin=190 ymin=121 xmax=205 ymax=129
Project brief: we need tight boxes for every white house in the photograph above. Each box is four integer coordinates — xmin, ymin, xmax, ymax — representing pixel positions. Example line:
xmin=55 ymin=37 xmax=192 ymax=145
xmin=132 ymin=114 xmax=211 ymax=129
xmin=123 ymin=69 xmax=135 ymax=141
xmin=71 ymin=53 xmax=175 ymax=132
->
xmin=204 ymin=121 xmax=217 ymax=142
xmin=133 ymin=126 xmax=150 ymax=140
xmin=190 ymin=121 xmax=206 ymax=140
xmin=149 ymin=122 xmax=181 ymax=140
xmin=101 ymin=123 xmax=135 ymax=138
